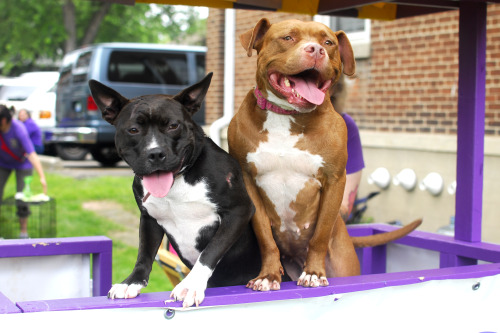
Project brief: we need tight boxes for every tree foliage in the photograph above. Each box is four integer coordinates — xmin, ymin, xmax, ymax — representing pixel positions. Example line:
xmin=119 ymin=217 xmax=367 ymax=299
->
xmin=0 ymin=0 xmax=206 ymax=76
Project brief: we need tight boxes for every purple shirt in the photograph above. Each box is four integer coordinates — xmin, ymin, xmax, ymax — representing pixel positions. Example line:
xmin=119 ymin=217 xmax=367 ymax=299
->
xmin=22 ymin=118 xmax=43 ymax=147
xmin=342 ymin=113 xmax=365 ymax=174
xmin=0 ymin=119 xmax=34 ymax=170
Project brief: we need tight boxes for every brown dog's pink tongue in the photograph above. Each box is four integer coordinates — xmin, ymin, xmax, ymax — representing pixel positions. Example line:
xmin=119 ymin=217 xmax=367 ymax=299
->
xmin=291 ymin=76 xmax=325 ymax=105
xmin=142 ymin=171 xmax=174 ymax=198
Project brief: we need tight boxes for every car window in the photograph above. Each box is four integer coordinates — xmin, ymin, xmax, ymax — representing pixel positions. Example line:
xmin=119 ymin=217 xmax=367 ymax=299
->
xmin=107 ymin=51 xmax=188 ymax=85
xmin=73 ymin=51 xmax=92 ymax=84
xmin=196 ymin=54 xmax=206 ymax=81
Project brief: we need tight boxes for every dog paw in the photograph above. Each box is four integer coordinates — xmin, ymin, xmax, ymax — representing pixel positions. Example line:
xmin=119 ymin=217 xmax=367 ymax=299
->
xmin=297 ymin=272 xmax=329 ymax=287
xmin=170 ymin=279 xmax=206 ymax=308
xmin=108 ymin=283 xmax=144 ymax=299
xmin=169 ymin=262 xmax=212 ymax=308
xmin=246 ymin=278 xmax=281 ymax=291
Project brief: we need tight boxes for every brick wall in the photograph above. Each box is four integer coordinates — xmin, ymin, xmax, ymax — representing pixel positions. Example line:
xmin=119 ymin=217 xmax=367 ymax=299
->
xmin=346 ymin=4 xmax=500 ymax=136
xmin=486 ymin=4 xmax=500 ymax=134
xmin=206 ymin=5 xmax=500 ymax=136
xmin=349 ymin=11 xmax=461 ymax=134
xmin=205 ymin=9 xmax=226 ymax=124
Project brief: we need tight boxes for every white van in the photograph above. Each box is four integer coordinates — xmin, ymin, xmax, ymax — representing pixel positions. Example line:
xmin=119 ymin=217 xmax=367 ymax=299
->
xmin=50 ymin=43 xmax=206 ymax=165
xmin=0 ymin=71 xmax=60 ymax=152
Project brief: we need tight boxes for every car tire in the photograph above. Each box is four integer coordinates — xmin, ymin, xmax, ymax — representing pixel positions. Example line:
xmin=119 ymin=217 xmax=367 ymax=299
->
xmin=90 ymin=146 xmax=121 ymax=166
xmin=56 ymin=144 xmax=89 ymax=161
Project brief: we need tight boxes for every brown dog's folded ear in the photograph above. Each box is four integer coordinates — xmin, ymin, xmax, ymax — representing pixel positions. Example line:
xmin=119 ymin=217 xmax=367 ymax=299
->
xmin=335 ymin=31 xmax=356 ymax=76
xmin=88 ymin=80 xmax=129 ymax=125
xmin=240 ymin=18 xmax=271 ymax=57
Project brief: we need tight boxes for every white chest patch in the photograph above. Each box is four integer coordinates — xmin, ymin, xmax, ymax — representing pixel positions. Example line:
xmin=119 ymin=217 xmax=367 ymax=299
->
xmin=246 ymin=112 xmax=324 ymax=234
xmin=142 ymin=176 xmax=219 ymax=266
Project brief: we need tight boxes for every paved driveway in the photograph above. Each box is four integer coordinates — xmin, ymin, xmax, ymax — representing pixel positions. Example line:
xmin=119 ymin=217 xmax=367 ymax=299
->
xmin=40 ymin=155 xmax=134 ymax=179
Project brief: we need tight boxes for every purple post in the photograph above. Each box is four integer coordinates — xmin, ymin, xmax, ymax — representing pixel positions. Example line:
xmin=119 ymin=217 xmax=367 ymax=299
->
xmin=455 ymin=2 xmax=487 ymax=243
xmin=0 ymin=236 xmax=112 ymax=297
xmin=93 ymin=249 xmax=113 ymax=297
xmin=440 ymin=252 xmax=477 ymax=268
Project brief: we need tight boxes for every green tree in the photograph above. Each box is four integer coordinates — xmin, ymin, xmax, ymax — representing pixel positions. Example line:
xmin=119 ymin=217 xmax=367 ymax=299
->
xmin=0 ymin=0 xmax=206 ymax=76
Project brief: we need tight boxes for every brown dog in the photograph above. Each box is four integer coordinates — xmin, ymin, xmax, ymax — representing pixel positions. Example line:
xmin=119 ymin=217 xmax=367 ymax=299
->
xmin=228 ymin=18 xmax=421 ymax=291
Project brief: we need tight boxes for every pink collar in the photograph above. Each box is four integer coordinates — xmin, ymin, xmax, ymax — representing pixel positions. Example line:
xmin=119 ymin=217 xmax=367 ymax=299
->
xmin=254 ymin=87 xmax=300 ymax=115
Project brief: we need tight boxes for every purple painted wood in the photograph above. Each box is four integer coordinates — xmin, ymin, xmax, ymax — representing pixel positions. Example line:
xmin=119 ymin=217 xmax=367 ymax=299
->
xmin=440 ymin=252 xmax=478 ymax=268
xmin=348 ymin=224 xmax=500 ymax=263
xmin=455 ymin=2 xmax=487 ymax=242
xmin=0 ymin=292 xmax=21 ymax=314
xmin=0 ymin=236 xmax=112 ymax=296
xmin=16 ymin=263 xmax=500 ymax=313
xmin=0 ymin=236 xmax=111 ymax=258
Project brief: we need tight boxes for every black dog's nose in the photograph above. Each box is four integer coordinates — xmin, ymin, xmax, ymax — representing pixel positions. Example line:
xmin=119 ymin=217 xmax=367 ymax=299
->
xmin=147 ymin=148 xmax=166 ymax=163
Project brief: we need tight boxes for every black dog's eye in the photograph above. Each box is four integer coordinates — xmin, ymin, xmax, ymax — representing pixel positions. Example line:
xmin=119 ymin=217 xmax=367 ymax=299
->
xmin=168 ymin=123 xmax=179 ymax=131
xmin=128 ymin=128 xmax=139 ymax=134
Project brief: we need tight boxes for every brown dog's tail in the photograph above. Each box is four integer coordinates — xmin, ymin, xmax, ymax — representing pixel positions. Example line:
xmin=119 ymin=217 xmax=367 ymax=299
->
xmin=351 ymin=219 xmax=422 ymax=248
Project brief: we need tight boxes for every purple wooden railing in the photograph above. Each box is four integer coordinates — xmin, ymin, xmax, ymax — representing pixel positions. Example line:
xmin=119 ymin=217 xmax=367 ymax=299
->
xmin=1 ymin=224 xmax=499 ymax=314
xmin=0 ymin=236 xmax=112 ymax=314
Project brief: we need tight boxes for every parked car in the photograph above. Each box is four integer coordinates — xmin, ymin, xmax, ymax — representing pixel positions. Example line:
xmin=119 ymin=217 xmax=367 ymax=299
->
xmin=50 ymin=42 xmax=207 ymax=165
xmin=0 ymin=71 xmax=60 ymax=154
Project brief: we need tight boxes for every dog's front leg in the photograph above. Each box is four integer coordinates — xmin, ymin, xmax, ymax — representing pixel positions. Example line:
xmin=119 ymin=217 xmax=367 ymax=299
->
xmin=170 ymin=200 xmax=254 ymax=307
xmin=298 ymin=174 xmax=346 ymax=287
xmin=242 ymin=172 xmax=283 ymax=291
xmin=108 ymin=213 xmax=164 ymax=299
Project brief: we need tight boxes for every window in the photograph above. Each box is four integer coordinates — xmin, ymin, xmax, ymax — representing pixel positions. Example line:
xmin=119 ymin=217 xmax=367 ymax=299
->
xmin=315 ymin=15 xmax=371 ymax=59
xmin=73 ymin=51 xmax=93 ymax=84
xmin=107 ymin=51 xmax=189 ymax=85
xmin=196 ymin=54 xmax=206 ymax=81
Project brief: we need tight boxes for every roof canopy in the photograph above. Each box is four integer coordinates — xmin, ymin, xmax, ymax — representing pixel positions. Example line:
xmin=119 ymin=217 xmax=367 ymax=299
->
xmin=106 ymin=0 xmax=500 ymax=20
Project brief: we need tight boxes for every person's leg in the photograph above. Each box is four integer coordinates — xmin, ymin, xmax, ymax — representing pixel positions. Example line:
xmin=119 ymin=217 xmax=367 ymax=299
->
xmin=0 ymin=167 xmax=12 ymax=203
xmin=15 ymin=168 xmax=33 ymax=238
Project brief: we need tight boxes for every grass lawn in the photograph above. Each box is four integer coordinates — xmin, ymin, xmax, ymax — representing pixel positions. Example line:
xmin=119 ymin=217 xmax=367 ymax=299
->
xmin=1 ymin=170 xmax=173 ymax=293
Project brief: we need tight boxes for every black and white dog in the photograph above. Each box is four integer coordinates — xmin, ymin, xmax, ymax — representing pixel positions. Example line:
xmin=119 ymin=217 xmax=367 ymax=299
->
xmin=89 ymin=73 xmax=261 ymax=307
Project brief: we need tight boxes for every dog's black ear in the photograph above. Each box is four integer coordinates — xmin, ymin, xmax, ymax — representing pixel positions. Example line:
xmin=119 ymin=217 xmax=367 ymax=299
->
xmin=88 ymin=80 xmax=128 ymax=125
xmin=173 ymin=72 xmax=213 ymax=116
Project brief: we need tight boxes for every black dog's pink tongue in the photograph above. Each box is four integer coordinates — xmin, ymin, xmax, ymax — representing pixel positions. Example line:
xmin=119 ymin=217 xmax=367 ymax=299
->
xmin=142 ymin=171 xmax=174 ymax=198
xmin=290 ymin=76 xmax=325 ymax=105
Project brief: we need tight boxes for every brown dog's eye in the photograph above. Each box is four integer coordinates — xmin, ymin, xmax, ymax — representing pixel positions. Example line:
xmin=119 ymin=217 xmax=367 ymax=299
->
xmin=325 ymin=40 xmax=333 ymax=46
xmin=284 ymin=36 xmax=293 ymax=41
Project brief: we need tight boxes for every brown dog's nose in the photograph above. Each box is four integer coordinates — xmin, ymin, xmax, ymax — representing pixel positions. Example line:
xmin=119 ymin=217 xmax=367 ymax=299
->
xmin=304 ymin=43 xmax=325 ymax=58
xmin=148 ymin=148 xmax=166 ymax=163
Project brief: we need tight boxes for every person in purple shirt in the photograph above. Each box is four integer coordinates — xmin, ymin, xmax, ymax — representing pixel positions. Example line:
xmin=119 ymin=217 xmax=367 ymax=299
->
xmin=0 ymin=105 xmax=47 ymax=238
xmin=330 ymin=75 xmax=365 ymax=223
xmin=18 ymin=108 xmax=44 ymax=154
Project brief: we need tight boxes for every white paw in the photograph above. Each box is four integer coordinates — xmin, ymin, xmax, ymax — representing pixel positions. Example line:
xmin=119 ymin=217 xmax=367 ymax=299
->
xmin=251 ymin=278 xmax=274 ymax=291
xmin=170 ymin=278 xmax=206 ymax=308
xmin=108 ymin=283 xmax=144 ymax=299
xmin=297 ymin=272 xmax=328 ymax=287
xmin=169 ymin=261 xmax=212 ymax=307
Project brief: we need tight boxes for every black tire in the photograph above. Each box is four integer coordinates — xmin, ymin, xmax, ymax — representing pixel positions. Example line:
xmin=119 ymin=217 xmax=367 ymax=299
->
xmin=90 ymin=146 xmax=121 ymax=166
xmin=56 ymin=144 xmax=89 ymax=161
